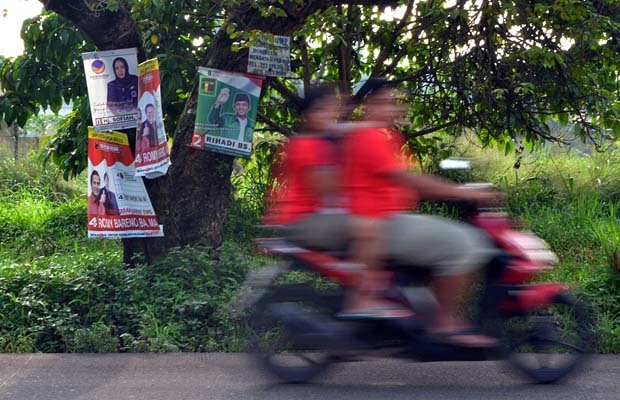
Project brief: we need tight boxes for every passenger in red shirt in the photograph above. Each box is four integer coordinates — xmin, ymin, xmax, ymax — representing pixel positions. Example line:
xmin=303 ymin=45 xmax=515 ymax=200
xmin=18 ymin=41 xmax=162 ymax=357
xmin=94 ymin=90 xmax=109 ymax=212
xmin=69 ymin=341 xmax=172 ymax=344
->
xmin=264 ymin=86 xmax=346 ymax=239
xmin=341 ymin=80 xmax=501 ymax=346
xmin=265 ymin=85 xmax=408 ymax=317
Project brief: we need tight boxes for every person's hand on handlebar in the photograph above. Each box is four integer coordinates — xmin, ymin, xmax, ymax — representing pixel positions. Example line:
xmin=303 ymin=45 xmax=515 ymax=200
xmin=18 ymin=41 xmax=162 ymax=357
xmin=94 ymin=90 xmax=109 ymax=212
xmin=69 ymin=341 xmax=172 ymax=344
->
xmin=457 ymin=186 xmax=504 ymax=207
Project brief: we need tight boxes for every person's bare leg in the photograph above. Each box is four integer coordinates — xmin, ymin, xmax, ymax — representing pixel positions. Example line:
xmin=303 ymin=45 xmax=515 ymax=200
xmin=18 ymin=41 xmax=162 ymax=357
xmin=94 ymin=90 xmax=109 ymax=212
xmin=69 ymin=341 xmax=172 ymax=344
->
xmin=345 ymin=218 xmax=383 ymax=309
xmin=343 ymin=218 xmax=410 ymax=317
xmin=431 ymin=274 xmax=469 ymax=330
xmin=431 ymin=274 xmax=497 ymax=346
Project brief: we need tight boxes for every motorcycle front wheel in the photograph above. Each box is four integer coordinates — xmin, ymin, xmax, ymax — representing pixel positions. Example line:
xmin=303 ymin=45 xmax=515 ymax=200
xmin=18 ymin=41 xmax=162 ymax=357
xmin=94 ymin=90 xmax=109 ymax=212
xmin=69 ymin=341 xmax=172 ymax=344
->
xmin=502 ymin=292 xmax=597 ymax=383
xmin=246 ymin=283 xmax=345 ymax=383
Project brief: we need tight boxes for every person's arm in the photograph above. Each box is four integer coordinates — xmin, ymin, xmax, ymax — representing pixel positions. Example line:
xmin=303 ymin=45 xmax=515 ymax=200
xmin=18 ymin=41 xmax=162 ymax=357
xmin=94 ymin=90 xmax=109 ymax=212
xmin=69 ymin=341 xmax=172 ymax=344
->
xmin=208 ymin=104 xmax=225 ymax=126
xmin=106 ymin=82 xmax=115 ymax=103
xmin=208 ymin=90 xmax=229 ymax=126
xmin=108 ymin=191 xmax=119 ymax=211
xmin=387 ymin=170 xmax=501 ymax=204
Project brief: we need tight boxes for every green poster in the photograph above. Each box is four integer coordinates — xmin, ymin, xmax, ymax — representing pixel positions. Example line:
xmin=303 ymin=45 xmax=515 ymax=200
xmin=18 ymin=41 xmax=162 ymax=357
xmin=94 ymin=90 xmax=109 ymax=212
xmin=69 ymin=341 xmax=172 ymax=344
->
xmin=191 ymin=68 xmax=264 ymax=158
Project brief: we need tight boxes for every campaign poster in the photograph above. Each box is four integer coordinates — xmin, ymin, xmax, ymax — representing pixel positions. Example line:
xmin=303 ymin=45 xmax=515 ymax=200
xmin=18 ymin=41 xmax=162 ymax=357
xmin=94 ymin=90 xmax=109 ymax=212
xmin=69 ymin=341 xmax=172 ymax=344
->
xmin=87 ymin=127 xmax=164 ymax=239
xmin=247 ymin=33 xmax=292 ymax=77
xmin=190 ymin=68 xmax=264 ymax=158
xmin=135 ymin=58 xmax=170 ymax=178
xmin=82 ymin=48 xmax=139 ymax=132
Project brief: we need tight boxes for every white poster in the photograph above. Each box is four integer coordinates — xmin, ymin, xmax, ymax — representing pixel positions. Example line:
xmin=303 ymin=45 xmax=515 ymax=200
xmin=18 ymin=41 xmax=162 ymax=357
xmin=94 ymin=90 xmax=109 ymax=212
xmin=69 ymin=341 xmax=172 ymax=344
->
xmin=135 ymin=58 xmax=170 ymax=178
xmin=87 ymin=127 xmax=164 ymax=239
xmin=247 ymin=33 xmax=292 ymax=77
xmin=82 ymin=48 xmax=139 ymax=132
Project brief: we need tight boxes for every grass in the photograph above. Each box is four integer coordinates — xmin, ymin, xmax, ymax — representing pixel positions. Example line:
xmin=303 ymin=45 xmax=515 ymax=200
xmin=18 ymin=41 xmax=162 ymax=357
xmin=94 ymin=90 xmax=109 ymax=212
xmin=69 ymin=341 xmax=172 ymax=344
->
xmin=1 ymin=143 xmax=620 ymax=353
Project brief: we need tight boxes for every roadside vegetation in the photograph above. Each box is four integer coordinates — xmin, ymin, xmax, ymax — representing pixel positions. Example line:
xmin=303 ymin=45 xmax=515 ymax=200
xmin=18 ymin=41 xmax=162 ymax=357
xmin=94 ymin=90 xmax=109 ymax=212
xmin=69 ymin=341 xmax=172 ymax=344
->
xmin=1 ymin=141 xmax=619 ymax=353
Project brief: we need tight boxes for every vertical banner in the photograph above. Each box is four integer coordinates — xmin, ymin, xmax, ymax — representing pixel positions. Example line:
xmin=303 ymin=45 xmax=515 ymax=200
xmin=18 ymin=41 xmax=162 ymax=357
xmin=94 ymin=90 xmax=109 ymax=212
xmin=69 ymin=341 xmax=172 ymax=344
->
xmin=81 ymin=48 xmax=139 ymax=132
xmin=190 ymin=68 xmax=264 ymax=158
xmin=87 ymin=127 xmax=164 ymax=239
xmin=135 ymin=58 xmax=171 ymax=178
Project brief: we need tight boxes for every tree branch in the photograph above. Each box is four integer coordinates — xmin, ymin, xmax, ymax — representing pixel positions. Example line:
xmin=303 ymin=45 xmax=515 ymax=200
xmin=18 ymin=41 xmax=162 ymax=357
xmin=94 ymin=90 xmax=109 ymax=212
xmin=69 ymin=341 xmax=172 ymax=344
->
xmin=42 ymin=0 xmax=143 ymax=56
xmin=404 ymin=120 xmax=460 ymax=139
xmin=257 ymin=111 xmax=295 ymax=137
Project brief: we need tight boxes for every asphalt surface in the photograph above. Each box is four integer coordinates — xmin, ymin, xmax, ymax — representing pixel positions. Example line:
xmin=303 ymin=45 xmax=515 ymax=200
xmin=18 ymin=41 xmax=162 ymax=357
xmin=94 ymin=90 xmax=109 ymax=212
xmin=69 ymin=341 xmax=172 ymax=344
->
xmin=1 ymin=353 xmax=619 ymax=400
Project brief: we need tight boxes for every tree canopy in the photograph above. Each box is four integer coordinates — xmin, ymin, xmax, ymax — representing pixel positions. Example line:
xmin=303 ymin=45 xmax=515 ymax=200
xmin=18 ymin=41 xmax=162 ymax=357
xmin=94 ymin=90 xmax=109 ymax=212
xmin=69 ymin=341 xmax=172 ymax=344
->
xmin=1 ymin=0 xmax=619 ymax=260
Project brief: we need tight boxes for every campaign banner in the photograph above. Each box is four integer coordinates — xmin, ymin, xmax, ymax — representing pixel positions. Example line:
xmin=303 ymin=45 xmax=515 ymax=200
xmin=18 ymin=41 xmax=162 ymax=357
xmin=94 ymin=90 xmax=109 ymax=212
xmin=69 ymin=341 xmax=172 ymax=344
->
xmin=87 ymin=127 xmax=164 ymax=239
xmin=135 ymin=58 xmax=170 ymax=178
xmin=247 ymin=33 xmax=292 ymax=77
xmin=82 ymin=48 xmax=139 ymax=132
xmin=190 ymin=68 xmax=264 ymax=158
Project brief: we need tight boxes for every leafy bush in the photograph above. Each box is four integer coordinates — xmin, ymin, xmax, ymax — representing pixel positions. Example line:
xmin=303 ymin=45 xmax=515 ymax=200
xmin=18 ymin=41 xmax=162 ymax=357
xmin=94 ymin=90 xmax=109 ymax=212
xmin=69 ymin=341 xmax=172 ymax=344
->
xmin=0 ymin=244 xmax=271 ymax=352
xmin=73 ymin=321 xmax=119 ymax=353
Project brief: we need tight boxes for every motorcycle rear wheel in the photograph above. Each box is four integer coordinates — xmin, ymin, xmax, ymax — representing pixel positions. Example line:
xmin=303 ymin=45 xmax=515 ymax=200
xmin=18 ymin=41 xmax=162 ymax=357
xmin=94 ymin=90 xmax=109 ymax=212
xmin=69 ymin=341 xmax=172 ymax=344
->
xmin=502 ymin=292 xmax=597 ymax=383
xmin=247 ymin=283 xmax=344 ymax=383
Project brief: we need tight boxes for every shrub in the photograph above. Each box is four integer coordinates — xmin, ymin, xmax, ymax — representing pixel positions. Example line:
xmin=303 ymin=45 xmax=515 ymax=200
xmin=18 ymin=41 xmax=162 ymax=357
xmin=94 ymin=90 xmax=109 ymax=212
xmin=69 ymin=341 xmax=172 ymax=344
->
xmin=72 ymin=321 xmax=119 ymax=353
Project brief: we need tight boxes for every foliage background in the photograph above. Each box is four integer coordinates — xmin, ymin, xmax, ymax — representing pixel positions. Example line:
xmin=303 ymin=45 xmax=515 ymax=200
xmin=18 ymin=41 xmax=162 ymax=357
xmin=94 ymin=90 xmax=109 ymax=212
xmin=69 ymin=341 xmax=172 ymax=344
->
xmin=1 ymin=139 xmax=619 ymax=353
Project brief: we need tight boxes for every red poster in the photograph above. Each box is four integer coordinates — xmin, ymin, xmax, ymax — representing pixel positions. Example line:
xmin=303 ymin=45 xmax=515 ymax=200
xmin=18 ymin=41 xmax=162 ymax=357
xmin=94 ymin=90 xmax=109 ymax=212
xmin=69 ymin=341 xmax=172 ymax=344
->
xmin=135 ymin=58 xmax=170 ymax=178
xmin=87 ymin=128 xmax=164 ymax=238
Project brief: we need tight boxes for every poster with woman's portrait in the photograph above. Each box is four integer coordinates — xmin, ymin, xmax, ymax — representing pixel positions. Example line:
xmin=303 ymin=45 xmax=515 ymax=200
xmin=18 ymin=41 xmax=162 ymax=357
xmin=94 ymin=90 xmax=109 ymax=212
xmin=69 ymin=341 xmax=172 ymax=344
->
xmin=81 ymin=48 xmax=139 ymax=132
xmin=190 ymin=68 xmax=264 ymax=158
xmin=135 ymin=58 xmax=170 ymax=178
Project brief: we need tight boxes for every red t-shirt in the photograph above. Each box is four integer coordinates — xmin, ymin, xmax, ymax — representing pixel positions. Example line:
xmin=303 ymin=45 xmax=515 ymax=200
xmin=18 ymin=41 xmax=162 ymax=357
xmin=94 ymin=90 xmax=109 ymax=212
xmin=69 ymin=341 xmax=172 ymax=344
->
xmin=264 ymin=136 xmax=334 ymax=225
xmin=342 ymin=127 xmax=417 ymax=218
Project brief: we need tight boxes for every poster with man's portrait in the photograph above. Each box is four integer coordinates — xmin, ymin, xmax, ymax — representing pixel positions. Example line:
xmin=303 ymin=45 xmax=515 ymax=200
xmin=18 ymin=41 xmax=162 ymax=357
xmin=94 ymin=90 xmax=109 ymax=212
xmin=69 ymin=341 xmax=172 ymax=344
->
xmin=87 ymin=128 xmax=164 ymax=239
xmin=81 ymin=48 xmax=139 ymax=132
xmin=190 ymin=68 xmax=264 ymax=158
xmin=135 ymin=58 xmax=170 ymax=178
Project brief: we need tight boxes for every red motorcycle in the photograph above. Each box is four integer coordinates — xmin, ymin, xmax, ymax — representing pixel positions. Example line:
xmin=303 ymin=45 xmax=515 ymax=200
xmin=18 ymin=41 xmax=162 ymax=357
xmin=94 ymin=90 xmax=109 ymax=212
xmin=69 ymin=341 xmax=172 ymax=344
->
xmin=242 ymin=198 xmax=596 ymax=384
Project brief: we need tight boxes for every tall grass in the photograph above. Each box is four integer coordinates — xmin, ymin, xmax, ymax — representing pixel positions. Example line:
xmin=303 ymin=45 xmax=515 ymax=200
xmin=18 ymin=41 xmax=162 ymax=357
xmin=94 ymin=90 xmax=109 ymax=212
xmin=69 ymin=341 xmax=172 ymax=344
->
xmin=0 ymin=151 xmax=120 ymax=261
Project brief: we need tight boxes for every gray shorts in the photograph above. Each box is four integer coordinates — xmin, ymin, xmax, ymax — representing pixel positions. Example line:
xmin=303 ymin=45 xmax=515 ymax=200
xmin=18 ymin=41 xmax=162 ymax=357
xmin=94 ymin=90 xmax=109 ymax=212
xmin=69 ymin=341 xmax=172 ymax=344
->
xmin=282 ymin=213 xmax=352 ymax=251
xmin=282 ymin=212 xmax=497 ymax=276
xmin=383 ymin=213 xmax=499 ymax=276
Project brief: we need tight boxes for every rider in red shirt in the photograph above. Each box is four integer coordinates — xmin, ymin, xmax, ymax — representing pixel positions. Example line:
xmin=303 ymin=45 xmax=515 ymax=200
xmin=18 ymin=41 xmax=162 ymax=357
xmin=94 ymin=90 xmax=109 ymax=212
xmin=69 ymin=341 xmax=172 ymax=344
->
xmin=340 ymin=80 xmax=501 ymax=346
xmin=343 ymin=126 xmax=417 ymax=218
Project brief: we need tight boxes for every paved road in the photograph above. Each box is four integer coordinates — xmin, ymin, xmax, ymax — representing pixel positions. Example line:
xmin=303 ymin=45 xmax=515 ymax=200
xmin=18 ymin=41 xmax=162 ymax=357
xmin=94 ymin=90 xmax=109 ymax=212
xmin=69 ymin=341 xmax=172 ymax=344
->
xmin=1 ymin=354 xmax=618 ymax=400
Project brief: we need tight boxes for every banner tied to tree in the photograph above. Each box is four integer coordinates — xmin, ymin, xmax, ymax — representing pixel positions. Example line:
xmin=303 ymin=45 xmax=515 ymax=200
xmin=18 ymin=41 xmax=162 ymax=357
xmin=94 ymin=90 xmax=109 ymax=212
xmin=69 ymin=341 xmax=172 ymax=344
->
xmin=135 ymin=58 xmax=170 ymax=178
xmin=87 ymin=127 xmax=164 ymax=239
xmin=190 ymin=68 xmax=264 ymax=158
xmin=247 ymin=32 xmax=292 ymax=77
xmin=81 ymin=48 xmax=139 ymax=132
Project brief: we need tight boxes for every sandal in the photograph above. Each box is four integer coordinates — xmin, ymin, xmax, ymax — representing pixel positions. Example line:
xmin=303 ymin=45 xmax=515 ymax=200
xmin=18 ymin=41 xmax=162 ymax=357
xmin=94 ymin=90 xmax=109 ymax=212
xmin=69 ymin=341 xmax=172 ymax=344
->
xmin=432 ymin=328 xmax=499 ymax=348
xmin=337 ymin=303 xmax=414 ymax=320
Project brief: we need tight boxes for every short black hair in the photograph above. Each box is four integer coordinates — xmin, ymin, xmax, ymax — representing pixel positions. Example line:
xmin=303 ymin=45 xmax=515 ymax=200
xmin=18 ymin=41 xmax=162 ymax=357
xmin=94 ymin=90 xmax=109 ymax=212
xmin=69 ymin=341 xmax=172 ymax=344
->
xmin=90 ymin=170 xmax=100 ymax=184
xmin=300 ymin=85 xmax=336 ymax=112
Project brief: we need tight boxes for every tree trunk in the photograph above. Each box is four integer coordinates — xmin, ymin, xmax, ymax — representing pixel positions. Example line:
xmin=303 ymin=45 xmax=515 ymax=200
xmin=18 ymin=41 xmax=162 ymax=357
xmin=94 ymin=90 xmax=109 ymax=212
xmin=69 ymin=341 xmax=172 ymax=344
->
xmin=43 ymin=0 xmax=399 ymax=264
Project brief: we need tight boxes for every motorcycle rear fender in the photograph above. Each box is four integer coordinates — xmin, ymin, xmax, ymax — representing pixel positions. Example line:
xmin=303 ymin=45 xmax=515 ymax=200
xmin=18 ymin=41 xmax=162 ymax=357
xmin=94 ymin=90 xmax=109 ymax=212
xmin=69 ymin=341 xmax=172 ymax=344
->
xmin=498 ymin=283 xmax=570 ymax=313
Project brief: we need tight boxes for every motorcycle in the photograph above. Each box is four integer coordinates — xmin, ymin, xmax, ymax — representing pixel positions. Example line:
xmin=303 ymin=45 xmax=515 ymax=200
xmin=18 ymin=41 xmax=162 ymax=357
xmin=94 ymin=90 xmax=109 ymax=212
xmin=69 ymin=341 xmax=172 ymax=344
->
xmin=240 ymin=190 xmax=597 ymax=384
